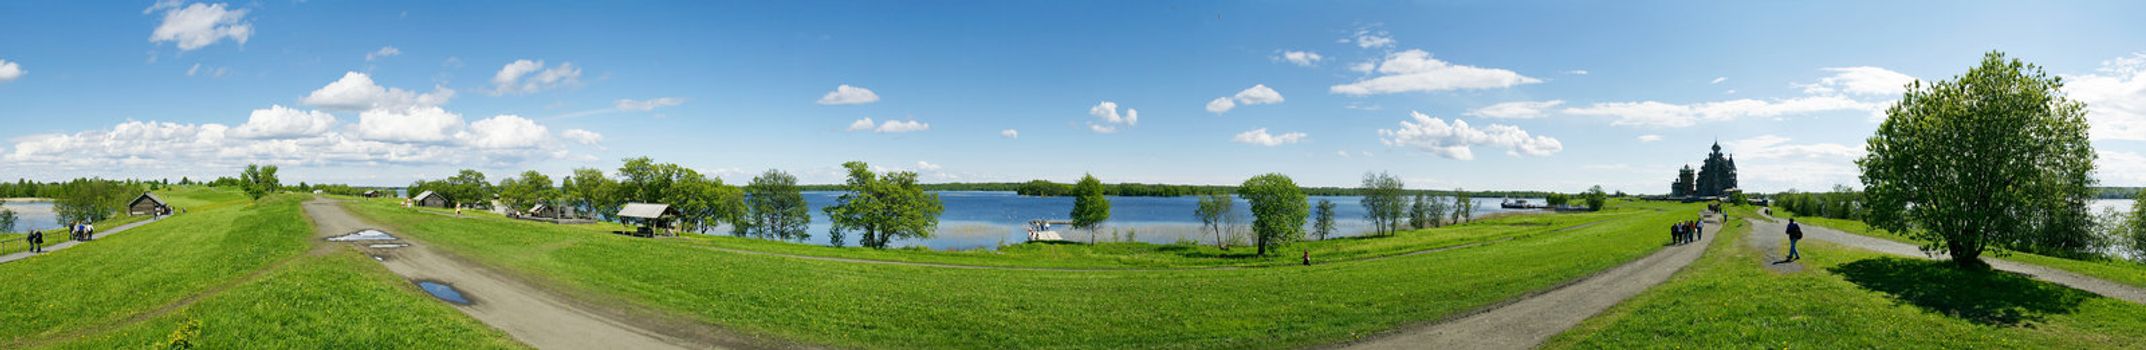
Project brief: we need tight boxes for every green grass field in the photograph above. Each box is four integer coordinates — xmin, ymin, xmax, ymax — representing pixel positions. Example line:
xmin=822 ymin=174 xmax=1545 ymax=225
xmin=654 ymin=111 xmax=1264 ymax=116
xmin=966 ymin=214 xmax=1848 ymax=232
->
xmin=346 ymin=198 xmax=1699 ymax=349
xmin=0 ymin=211 xmax=155 ymax=257
xmin=1546 ymin=206 xmax=2146 ymax=349
xmin=1784 ymin=214 xmax=2146 ymax=290
xmin=0 ymin=189 xmax=518 ymax=349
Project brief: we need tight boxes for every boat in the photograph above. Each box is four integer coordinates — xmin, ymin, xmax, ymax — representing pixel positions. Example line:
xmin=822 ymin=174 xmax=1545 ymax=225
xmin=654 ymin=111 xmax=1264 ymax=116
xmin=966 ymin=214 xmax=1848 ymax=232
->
xmin=1500 ymin=198 xmax=1543 ymax=209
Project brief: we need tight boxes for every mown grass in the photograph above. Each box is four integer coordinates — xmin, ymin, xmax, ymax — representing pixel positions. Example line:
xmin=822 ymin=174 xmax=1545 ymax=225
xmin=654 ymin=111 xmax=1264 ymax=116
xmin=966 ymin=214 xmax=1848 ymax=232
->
xmin=0 ymin=208 xmax=157 ymax=257
xmin=346 ymin=198 xmax=1697 ymax=349
xmin=1545 ymin=209 xmax=2146 ymax=349
xmin=1784 ymin=213 xmax=2146 ymax=290
xmin=1 ymin=189 xmax=519 ymax=349
xmin=41 ymin=251 xmax=524 ymax=349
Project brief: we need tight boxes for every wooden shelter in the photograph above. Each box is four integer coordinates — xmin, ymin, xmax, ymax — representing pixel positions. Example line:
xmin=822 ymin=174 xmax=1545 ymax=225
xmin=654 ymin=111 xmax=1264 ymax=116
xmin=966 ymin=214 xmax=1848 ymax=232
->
xmin=128 ymin=192 xmax=170 ymax=216
xmin=413 ymin=191 xmax=450 ymax=208
xmin=362 ymin=190 xmax=382 ymax=198
xmin=617 ymin=203 xmax=681 ymax=237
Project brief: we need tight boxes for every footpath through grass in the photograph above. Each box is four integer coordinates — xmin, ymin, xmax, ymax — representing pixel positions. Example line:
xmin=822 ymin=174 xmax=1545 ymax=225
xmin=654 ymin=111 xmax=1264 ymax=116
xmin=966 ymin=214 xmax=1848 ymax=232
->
xmin=1545 ymin=206 xmax=2146 ymax=349
xmin=347 ymin=198 xmax=1695 ymax=349
xmin=0 ymin=189 xmax=518 ymax=349
xmin=1786 ymin=214 xmax=2146 ymax=291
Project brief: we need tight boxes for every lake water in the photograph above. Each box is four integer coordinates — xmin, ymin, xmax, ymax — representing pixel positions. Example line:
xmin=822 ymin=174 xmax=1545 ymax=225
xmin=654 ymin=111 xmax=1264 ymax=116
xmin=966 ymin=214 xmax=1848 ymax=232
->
xmin=3 ymin=201 xmax=58 ymax=233
xmin=722 ymin=191 xmax=1541 ymax=250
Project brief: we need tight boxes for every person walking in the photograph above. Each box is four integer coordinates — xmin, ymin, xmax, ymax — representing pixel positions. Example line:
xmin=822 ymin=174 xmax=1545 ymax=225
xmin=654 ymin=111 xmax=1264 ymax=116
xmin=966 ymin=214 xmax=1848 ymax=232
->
xmin=1785 ymin=218 xmax=1804 ymax=261
xmin=28 ymin=228 xmax=43 ymax=253
xmin=84 ymin=222 xmax=94 ymax=241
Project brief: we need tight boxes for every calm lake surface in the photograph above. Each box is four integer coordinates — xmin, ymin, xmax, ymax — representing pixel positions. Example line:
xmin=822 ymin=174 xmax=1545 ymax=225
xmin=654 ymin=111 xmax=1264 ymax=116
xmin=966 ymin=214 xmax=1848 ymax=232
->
xmin=731 ymin=191 xmax=1541 ymax=250
xmin=4 ymin=201 xmax=57 ymax=233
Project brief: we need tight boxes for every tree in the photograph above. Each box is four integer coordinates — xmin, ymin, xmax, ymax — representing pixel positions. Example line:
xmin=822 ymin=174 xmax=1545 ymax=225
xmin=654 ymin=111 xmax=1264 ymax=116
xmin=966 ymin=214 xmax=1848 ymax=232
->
xmin=1238 ymin=173 xmax=1307 ymax=256
xmin=1194 ymin=192 xmax=1234 ymax=249
xmin=443 ymin=170 xmax=492 ymax=209
xmin=1359 ymin=172 xmax=1406 ymax=236
xmin=1071 ymin=173 xmax=1111 ymax=243
xmin=1451 ymin=189 xmax=1474 ymax=224
xmin=1859 ymin=51 xmax=2098 ymax=268
xmin=1407 ymin=193 xmax=1431 ymax=230
xmin=1545 ymin=193 xmax=1570 ymax=207
xmin=2125 ymin=190 xmax=2146 ymax=263
xmin=239 ymin=164 xmax=280 ymax=201
xmin=1584 ymin=185 xmax=1609 ymax=211
xmin=0 ymin=202 xmax=16 ymax=234
xmin=745 ymin=169 xmax=811 ymax=241
xmin=565 ymin=168 xmax=618 ymax=220
xmin=497 ymin=170 xmax=557 ymax=212
xmin=824 ymin=161 xmax=944 ymax=249
xmin=1313 ymin=199 xmax=1337 ymax=240
xmin=670 ymin=173 xmax=744 ymax=235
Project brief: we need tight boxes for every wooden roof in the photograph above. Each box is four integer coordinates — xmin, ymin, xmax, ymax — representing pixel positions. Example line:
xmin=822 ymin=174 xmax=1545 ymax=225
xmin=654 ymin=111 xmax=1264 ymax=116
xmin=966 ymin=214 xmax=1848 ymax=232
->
xmin=617 ymin=203 xmax=676 ymax=219
xmin=413 ymin=191 xmax=442 ymax=202
xmin=130 ymin=192 xmax=166 ymax=207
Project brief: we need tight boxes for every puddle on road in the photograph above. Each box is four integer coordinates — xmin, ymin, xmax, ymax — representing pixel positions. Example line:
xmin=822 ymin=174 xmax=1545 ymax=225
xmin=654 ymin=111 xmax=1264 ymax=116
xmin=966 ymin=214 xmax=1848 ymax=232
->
xmin=416 ymin=280 xmax=473 ymax=305
xmin=367 ymin=243 xmax=410 ymax=249
xmin=328 ymin=229 xmax=398 ymax=242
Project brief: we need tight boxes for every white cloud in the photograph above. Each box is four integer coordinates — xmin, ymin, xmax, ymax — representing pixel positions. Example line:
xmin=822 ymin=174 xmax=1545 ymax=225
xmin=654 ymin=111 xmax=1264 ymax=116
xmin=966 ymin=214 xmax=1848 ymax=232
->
xmin=365 ymin=46 xmax=401 ymax=61
xmin=1336 ymin=150 xmax=1352 ymax=158
xmin=915 ymin=161 xmax=942 ymax=171
xmin=1377 ymin=111 xmax=1563 ymax=160
xmin=1561 ymin=95 xmax=1880 ymax=128
xmin=615 ymin=97 xmax=685 ymax=111
xmin=0 ymin=59 xmax=24 ymax=82
xmin=560 ymin=129 xmax=604 ymax=145
xmin=816 ymin=84 xmax=880 ymax=105
xmin=185 ymin=63 xmax=227 ymax=78
xmin=1278 ymin=50 xmax=1323 ymax=66
xmin=1636 ymin=134 xmax=1663 ymax=143
xmin=1567 ymin=70 xmax=1589 ymax=75
xmin=1207 ymin=85 xmax=1284 ymax=114
xmin=300 ymin=72 xmax=455 ymax=111
xmin=1710 ymin=77 xmax=1727 ymax=84
xmin=4 ymin=117 xmax=588 ymax=176
xmin=460 ymin=115 xmax=548 ymax=149
xmin=490 ymin=59 xmax=581 ymax=95
xmin=1800 ymin=67 xmax=1917 ymax=96
xmin=1205 ymin=97 xmax=1236 ymax=114
xmin=146 ymin=1 xmax=253 ymax=51
xmin=1466 ymin=100 xmax=1564 ymax=119
xmin=1232 ymin=128 xmax=1308 ymax=146
xmin=2098 ymin=151 xmax=2146 ymax=186
xmin=1723 ymin=134 xmax=1865 ymax=160
xmin=1331 ymin=49 xmax=1540 ymax=95
xmin=2067 ymin=53 xmax=2146 ymax=141
xmin=356 ymin=106 xmax=464 ymax=143
xmin=846 ymin=118 xmax=928 ymax=133
xmin=1088 ymin=101 xmax=1137 ymax=133
xmin=1346 ymin=27 xmax=1396 ymax=49
xmin=1000 ymin=129 xmax=1019 ymax=139
xmin=1348 ymin=62 xmax=1376 ymax=74
xmin=231 ymin=105 xmax=336 ymax=139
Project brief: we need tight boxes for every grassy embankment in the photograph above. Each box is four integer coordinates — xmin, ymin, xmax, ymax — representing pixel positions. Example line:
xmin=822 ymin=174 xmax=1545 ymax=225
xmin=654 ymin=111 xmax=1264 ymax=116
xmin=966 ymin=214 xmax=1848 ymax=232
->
xmin=0 ymin=211 xmax=153 ymax=257
xmin=1785 ymin=213 xmax=2146 ymax=290
xmin=0 ymin=189 xmax=519 ymax=349
xmin=348 ymin=197 xmax=1698 ymax=349
xmin=1545 ymin=205 xmax=2146 ymax=349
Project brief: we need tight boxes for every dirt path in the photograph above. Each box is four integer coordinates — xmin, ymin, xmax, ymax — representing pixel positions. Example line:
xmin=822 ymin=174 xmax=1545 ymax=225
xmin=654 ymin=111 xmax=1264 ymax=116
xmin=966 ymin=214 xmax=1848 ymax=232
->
xmin=1753 ymin=212 xmax=2146 ymax=304
xmin=0 ymin=217 xmax=162 ymax=264
xmin=1340 ymin=215 xmax=1715 ymax=350
xmin=1743 ymin=217 xmax=1805 ymax=274
xmin=304 ymin=197 xmax=755 ymax=350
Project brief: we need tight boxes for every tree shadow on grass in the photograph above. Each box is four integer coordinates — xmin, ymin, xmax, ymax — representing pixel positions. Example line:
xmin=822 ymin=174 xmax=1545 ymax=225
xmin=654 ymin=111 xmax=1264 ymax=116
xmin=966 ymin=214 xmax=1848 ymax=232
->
xmin=1829 ymin=257 xmax=2092 ymax=326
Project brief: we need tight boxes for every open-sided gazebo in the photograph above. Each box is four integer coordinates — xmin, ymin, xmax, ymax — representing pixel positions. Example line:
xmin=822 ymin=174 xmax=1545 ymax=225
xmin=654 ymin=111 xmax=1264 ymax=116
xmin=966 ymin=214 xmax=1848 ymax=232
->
xmin=617 ymin=203 xmax=681 ymax=237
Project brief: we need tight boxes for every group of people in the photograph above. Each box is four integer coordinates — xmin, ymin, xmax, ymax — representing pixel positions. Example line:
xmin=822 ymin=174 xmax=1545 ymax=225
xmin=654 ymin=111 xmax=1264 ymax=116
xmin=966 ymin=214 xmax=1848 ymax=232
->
xmin=68 ymin=221 xmax=96 ymax=241
xmin=1670 ymin=217 xmax=1704 ymax=245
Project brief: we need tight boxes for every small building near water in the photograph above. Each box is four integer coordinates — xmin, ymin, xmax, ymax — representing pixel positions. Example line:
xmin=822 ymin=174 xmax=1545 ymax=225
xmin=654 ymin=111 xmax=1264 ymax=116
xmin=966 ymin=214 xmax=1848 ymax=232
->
xmin=413 ymin=191 xmax=450 ymax=208
xmin=362 ymin=190 xmax=381 ymax=198
xmin=617 ymin=203 xmax=680 ymax=237
xmin=128 ymin=192 xmax=169 ymax=216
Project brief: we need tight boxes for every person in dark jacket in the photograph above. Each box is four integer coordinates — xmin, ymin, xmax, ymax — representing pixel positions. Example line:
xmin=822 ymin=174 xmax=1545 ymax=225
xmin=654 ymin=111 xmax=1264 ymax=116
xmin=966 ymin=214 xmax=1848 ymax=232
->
xmin=1786 ymin=218 xmax=1805 ymax=261
xmin=27 ymin=229 xmax=43 ymax=253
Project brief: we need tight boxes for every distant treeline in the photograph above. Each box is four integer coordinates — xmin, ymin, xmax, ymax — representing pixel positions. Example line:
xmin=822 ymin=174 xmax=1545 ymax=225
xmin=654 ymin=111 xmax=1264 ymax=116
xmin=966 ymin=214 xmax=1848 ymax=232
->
xmin=2095 ymin=187 xmax=2143 ymax=200
xmin=795 ymin=180 xmax=1561 ymax=198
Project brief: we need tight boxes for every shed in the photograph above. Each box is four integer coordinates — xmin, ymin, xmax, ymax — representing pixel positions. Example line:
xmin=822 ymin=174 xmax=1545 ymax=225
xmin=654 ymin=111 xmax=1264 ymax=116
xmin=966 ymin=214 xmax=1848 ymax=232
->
xmin=617 ymin=203 xmax=681 ymax=237
xmin=128 ymin=192 xmax=170 ymax=216
xmin=362 ymin=190 xmax=381 ymax=198
xmin=413 ymin=191 xmax=450 ymax=208
xmin=528 ymin=204 xmax=567 ymax=219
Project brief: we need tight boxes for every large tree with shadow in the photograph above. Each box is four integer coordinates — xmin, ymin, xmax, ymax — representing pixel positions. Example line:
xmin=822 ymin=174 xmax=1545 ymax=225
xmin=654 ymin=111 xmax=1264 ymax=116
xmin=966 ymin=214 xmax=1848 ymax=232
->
xmin=1859 ymin=51 xmax=2099 ymax=268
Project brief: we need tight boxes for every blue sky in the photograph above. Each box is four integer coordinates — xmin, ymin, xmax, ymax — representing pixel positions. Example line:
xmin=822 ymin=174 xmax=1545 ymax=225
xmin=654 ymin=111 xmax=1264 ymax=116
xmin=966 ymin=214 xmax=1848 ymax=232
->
xmin=2 ymin=0 xmax=2143 ymax=193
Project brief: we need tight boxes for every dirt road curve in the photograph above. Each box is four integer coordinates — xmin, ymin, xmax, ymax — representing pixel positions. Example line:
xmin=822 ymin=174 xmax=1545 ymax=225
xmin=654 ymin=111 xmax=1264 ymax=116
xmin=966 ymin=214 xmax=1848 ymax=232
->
xmin=1342 ymin=215 xmax=1714 ymax=350
xmin=302 ymin=198 xmax=745 ymax=350
xmin=1754 ymin=212 xmax=2146 ymax=304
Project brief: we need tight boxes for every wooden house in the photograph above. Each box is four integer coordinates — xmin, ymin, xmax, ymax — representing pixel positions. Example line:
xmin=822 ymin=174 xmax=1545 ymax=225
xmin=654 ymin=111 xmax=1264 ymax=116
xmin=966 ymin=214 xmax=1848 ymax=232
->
xmin=128 ymin=193 xmax=170 ymax=216
xmin=414 ymin=191 xmax=450 ymax=208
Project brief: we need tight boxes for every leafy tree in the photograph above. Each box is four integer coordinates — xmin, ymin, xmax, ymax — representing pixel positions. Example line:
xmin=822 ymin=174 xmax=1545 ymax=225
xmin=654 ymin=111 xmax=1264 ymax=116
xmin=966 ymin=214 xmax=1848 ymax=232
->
xmin=1859 ymin=51 xmax=2099 ymax=268
xmin=1359 ymin=172 xmax=1407 ymax=236
xmin=239 ymin=164 xmax=280 ymax=201
xmin=1194 ymin=192 xmax=1234 ymax=249
xmin=745 ymin=169 xmax=812 ymax=241
xmin=443 ymin=169 xmax=492 ymax=209
xmin=1450 ymin=188 xmax=1474 ymax=224
xmin=565 ymin=168 xmax=619 ymax=220
xmin=2126 ymin=190 xmax=2146 ymax=263
xmin=824 ymin=161 xmax=944 ymax=249
xmin=497 ymin=170 xmax=558 ymax=212
xmin=51 ymin=178 xmax=139 ymax=224
xmin=1545 ymin=193 xmax=1571 ymax=207
xmin=1407 ymin=193 xmax=1430 ymax=230
xmin=1238 ymin=173 xmax=1307 ymax=256
xmin=1313 ymin=199 xmax=1337 ymax=240
xmin=1071 ymin=173 xmax=1111 ymax=243
xmin=1584 ymin=185 xmax=1609 ymax=211
xmin=0 ymin=202 xmax=16 ymax=234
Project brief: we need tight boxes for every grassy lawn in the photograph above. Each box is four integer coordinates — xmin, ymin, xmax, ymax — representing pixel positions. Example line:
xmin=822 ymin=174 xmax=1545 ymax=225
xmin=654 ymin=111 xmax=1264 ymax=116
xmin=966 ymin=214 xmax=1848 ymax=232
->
xmin=346 ymin=198 xmax=1697 ymax=349
xmin=0 ymin=209 xmax=157 ymax=257
xmin=0 ymin=189 xmax=519 ymax=349
xmin=1783 ymin=213 xmax=2146 ymax=290
xmin=1546 ymin=208 xmax=2146 ymax=349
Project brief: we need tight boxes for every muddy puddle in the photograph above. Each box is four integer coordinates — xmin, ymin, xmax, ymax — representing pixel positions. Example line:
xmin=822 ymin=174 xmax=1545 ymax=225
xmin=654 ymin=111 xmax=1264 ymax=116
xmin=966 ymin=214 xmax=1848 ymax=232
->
xmin=328 ymin=229 xmax=398 ymax=241
xmin=416 ymin=280 xmax=473 ymax=305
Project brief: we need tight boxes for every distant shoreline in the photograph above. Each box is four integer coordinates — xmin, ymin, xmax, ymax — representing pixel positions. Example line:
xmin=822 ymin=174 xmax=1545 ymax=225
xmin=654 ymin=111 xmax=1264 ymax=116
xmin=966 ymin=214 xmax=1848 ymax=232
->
xmin=1 ymin=198 xmax=53 ymax=203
